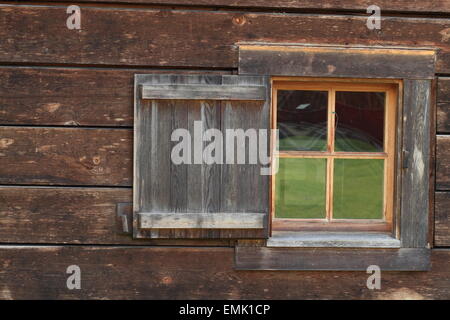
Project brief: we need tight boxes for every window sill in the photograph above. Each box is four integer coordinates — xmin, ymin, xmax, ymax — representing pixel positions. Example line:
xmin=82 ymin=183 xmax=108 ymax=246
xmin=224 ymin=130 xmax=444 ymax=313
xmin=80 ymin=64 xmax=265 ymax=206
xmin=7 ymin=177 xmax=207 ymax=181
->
xmin=267 ymin=231 xmax=401 ymax=248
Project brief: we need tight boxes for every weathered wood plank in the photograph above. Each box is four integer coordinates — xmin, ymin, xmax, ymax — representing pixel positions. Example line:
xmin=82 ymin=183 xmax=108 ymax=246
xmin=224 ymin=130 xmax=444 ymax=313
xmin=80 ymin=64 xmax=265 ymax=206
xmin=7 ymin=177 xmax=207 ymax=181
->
xmin=437 ymin=78 xmax=450 ymax=133
xmin=437 ymin=103 xmax=450 ymax=133
xmin=266 ymin=231 xmax=401 ymax=248
xmin=138 ymin=212 xmax=265 ymax=228
xmin=141 ymin=84 xmax=266 ymax=100
xmin=0 ymin=246 xmax=449 ymax=299
xmin=2 ymin=5 xmax=450 ymax=72
xmin=0 ymin=186 xmax=229 ymax=245
xmin=0 ymin=127 xmax=132 ymax=186
xmin=0 ymin=67 xmax=226 ymax=127
xmin=437 ymin=135 xmax=450 ymax=190
xmin=0 ymin=67 xmax=134 ymax=127
xmin=220 ymin=100 xmax=269 ymax=221
xmin=401 ymin=80 xmax=431 ymax=248
xmin=435 ymin=192 xmax=450 ymax=247
xmin=239 ymin=45 xmax=436 ymax=79
xmin=235 ymin=247 xmax=430 ymax=271
xmin=437 ymin=77 xmax=450 ymax=102
xmin=24 ymin=0 xmax=450 ymax=13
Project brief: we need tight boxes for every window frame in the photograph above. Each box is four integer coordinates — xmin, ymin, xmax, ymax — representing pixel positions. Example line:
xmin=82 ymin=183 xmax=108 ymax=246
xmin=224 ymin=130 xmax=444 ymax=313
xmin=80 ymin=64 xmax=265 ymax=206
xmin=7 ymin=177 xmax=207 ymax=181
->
xmin=235 ymin=44 xmax=434 ymax=270
xmin=270 ymin=78 xmax=400 ymax=234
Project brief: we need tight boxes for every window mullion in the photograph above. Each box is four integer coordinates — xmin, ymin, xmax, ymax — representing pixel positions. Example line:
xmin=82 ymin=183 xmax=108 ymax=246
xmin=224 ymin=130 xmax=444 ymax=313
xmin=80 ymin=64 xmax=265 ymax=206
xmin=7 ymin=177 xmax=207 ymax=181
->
xmin=326 ymin=89 xmax=336 ymax=221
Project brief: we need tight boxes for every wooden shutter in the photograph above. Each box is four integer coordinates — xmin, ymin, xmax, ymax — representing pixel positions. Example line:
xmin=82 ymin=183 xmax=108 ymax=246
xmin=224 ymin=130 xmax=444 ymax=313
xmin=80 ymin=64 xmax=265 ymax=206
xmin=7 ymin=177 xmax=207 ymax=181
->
xmin=133 ymin=74 xmax=270 ymax=239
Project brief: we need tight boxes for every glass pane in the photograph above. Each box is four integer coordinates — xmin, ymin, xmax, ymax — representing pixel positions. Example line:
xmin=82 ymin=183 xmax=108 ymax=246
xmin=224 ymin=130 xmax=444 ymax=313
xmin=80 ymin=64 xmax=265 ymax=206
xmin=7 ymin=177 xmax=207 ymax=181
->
xmin=335 ymin=91 xmax=385 ymax=152
xmin=275 ymin=158 xmax=327 ymax=219
xmin=277 ymin=90 xmax=328 ymax=151
xmin=333 ymin=159 xmax=384 ymax=219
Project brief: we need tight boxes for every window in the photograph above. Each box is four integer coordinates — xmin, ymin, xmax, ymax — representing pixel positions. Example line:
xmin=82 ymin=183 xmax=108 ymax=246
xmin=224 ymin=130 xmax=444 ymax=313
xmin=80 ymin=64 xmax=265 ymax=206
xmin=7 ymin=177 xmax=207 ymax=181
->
xmin=234 ymin=44 xmax=434 ymax=271
xmin=271 ymin=80 xmax=398 ymax=233
xmin=133 ymin=44 xmax=435 ymax=270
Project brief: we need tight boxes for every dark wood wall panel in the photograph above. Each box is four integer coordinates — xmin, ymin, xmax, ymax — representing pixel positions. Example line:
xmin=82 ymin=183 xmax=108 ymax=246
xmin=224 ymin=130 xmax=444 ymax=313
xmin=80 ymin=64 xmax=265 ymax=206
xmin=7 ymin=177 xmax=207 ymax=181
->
xmin=437 ymin=78 xmax=450 ymax=134
xmin=0 ymin=127 xmax=132 ymax=186
xmin=0 ymin=187 xmax=133 ymax=244
xmin=0 ymin=2 xmax=448 ymax=300
xmin=1 ymin=5 xmax=450 ymax=71
xmin=435 ymin=78 xmax=449 ymax=247
xmin=438 ymin=78 xmax=450 ymax=102
xmin=0 ymin=68 xmax=135 ymax=127
xmin=435 ymin=192 xmax=450 ymax=247
xmin=0 ymin=246 xmax=449 ymax=299
xmin=0 ymin=186 xmax=229 ymax=245
xmin=0 ymin=67 xmax=227 ymax=127
xmin=31 ymin=0 xmax=450 ymax=13
xmin=437 ymin=135 xmax=450 ymax=190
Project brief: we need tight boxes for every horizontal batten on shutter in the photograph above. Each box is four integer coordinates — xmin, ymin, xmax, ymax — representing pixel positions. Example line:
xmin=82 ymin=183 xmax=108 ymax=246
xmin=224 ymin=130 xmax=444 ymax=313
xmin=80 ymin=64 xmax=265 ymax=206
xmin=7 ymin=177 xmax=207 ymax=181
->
xmin=140 ymin=84 xmax=266 ymax=100
xmin=138 ymin=212 xmax=265 ymax=229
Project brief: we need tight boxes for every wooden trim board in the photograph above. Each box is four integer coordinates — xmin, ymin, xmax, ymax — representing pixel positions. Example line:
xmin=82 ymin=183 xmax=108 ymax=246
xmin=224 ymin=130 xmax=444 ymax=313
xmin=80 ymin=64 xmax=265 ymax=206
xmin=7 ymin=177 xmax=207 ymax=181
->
xmin=239 ymin=44 xmax=436 ymax=79
xmin=235 ymin=246 xmax=431 ymax=271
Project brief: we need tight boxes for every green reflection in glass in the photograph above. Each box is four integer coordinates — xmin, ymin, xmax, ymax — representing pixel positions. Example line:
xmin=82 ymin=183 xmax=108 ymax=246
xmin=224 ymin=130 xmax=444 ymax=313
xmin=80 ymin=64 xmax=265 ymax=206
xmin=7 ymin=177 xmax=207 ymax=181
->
xmin=275 ymin=158 xmax=327 ymax=219
xmin=333 ymin=159 xmax=384 ymax=219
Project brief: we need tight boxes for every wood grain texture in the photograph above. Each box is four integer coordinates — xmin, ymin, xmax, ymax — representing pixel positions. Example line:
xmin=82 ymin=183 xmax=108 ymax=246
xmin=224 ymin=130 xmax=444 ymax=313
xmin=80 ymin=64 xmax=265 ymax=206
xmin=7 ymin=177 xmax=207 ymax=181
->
xmin=0 ymin=67 xmax=226 ymax=127
xmin=266 ymin=232 xmax=401 ymax=248
xmin=138 ymin=212 xmax=265 ymax=228
xmin=239 ymin=45 xmax=436 ymax=79
xmin=437 ymin=78 xmax=450 ymax=133
xmin=0 ymin=186 xmax=230 ymax=245
xmin=0 ymin=67 xmax=134 ymax=127
xmin=437 ymin=135 xmax=450 ymax=190
xmin=235 ymin=247 xmax=430 ymax=271
xmin=0 ymin=246 xmax=449 ymax=299
xmin=438 ymin=77 xmax=450 ymax=102
xmin=24 ymin=0 xmax=450 ymax=13
xmin=437 ymin=103 xmax=450 ymax=133
xmin=401 ymin=80 xmax=431 ymax=248
xmin=435 ymin=192 xmax=450 ymax=247
xmin=2 ymin=5 xmax=450 ymax=72
xmin=141 ymin=84 xmax=266 ymax=100
xmin=0 ymin=127 xmax=132 ymax=186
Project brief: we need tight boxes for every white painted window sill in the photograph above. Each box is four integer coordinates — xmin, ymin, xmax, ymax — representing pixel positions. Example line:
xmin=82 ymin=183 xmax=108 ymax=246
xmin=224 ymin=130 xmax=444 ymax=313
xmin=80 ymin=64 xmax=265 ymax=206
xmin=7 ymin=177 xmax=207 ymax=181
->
xmin=267 ymin=231 xmax=401 ymax=248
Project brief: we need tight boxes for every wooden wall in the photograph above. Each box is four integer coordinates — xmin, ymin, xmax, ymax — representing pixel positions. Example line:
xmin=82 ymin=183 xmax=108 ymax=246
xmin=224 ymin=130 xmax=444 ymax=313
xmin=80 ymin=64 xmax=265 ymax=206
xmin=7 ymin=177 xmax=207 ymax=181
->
xmin=0 ymin=1 xmax=449 ymax=299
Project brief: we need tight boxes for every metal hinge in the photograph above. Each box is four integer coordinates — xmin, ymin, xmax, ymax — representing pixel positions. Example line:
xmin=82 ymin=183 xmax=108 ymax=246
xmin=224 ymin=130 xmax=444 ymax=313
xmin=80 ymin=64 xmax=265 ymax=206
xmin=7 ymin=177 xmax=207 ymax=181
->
xmin=402 ymin=150 xmax=410 ymax=169
xmin=116 ymin=202 xmax=133 ymax=234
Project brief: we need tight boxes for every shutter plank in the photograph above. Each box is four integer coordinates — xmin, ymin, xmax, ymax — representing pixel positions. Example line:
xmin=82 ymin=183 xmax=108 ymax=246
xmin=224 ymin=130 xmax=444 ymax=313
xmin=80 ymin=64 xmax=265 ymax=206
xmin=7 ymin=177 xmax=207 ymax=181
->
xmin=170 ymin=100 xmax=189 ymax=212
xmin=201 ymin=101 xmax=222 ymax=213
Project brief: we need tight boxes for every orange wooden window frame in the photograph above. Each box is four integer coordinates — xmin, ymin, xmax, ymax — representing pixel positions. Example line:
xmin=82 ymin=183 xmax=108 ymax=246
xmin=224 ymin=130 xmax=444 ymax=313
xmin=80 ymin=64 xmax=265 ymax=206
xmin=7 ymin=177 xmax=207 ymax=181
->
xmin=270 ymin=78 xmax=400 ymax=233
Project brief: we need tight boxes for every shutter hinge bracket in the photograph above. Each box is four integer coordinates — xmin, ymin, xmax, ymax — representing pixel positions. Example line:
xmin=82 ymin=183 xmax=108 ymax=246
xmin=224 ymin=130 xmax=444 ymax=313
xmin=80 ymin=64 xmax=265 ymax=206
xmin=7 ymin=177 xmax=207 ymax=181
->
xmin=116 ymin=202 xmax=133 ymax=234
xmin=402 ymin=150 xmax=410 ymax=169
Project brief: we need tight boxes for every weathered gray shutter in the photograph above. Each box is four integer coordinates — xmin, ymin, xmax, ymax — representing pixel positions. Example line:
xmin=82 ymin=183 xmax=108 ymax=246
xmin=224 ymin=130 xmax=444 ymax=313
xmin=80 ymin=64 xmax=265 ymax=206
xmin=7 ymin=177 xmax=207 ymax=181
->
xmin=133 ymin=74 xmax=270 ymax=239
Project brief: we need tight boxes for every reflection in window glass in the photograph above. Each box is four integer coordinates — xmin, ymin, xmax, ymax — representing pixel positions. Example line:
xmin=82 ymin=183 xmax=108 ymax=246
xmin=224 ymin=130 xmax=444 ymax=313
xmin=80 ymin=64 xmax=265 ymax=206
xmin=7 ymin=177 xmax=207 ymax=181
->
xmin=335 ymin=91 xmax=385 ymax=152
xmin=275 ymin=158 xmax=327 ymax=219
xmin=333 ymin=159 xmax=384 ymax=219
xmin=277 ymin=90 xmax=328 ymax=151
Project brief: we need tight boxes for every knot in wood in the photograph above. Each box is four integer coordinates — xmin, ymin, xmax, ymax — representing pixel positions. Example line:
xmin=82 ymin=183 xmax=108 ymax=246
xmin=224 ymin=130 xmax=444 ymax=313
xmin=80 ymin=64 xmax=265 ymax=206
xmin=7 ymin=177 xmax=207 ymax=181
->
xmin=232 ymin=16 xmax=247 ymax=26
